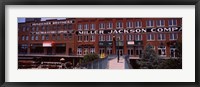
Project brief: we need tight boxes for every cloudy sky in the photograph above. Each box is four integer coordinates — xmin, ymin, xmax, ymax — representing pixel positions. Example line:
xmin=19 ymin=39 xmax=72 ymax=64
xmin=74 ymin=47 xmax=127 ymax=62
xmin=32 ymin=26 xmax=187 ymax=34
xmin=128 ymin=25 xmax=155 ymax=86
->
xmin=18 ymin=17 xmax=66 ymax=23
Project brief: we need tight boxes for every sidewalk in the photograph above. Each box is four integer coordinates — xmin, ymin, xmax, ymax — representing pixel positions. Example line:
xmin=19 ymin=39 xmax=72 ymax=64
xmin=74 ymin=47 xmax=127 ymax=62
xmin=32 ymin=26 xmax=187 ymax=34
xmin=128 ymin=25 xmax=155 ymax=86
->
xmin=107 ymin=56 xmax=125 ymax=69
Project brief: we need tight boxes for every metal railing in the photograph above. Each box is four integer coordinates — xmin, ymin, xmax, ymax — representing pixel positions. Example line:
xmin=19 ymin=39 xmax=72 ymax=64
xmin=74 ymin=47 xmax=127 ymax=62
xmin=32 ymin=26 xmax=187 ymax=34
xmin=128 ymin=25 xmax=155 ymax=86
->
xmin=79 ymin=56 xmax=109 ymax=69
xmin=123 ymin=55 xmax=133 ymax=69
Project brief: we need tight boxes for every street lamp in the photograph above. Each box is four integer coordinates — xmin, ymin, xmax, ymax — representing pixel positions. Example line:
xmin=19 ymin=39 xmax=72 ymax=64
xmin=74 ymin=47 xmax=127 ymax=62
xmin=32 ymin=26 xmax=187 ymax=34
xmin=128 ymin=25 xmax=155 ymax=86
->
xmin=117 ymin=37 xmax=120 ymax=63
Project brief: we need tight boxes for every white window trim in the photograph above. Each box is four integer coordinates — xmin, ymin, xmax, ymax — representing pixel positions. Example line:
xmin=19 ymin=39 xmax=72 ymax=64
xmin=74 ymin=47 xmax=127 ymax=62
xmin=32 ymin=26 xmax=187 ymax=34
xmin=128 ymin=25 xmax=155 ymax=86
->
xmin=147 ymin=34 xmax=155 ymax=41
xmin=169 ymin=19 xmax=177 ymax=26
xmin=170 ymin=33 xmax=178 ymax=40
xmin=116 ymin=21 xmax=123 ymax=29
xmin=126 ymin=21 xmax=133 ymax=28
xmin=157 ymin=20 xmax=165 ymax=27
xmin=146 ymin=20 xmax=154 ymax=27
xmin=135 ymin=21 xmax=142 ymax=28
xmin=158 ymin=34 xmax=166 ymax=41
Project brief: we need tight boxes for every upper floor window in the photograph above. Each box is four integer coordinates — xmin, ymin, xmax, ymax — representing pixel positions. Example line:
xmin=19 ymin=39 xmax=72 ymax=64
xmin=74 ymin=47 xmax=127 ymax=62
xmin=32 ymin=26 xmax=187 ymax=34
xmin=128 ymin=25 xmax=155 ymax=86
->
xmin=169 ymin=19 xmax=177 ymax=26
xmin=157 ymin=20 xmax=165 ymax=27
xmin=107 ymin=22 xmax=113 ymax=29
xmin=99 ymin=23 xmax=105 ymax=29
xmin=22 ymin=26 xmax=26 ymax=32
xmin=22 ymin=35 xmax=25 ymax=40
xmin=126 ymin=34 xmax=134 ymax=41
xmin=36 ymin=26 xmax=39 ymax=31
xmin=135 ymin=21 xmax=142 ymax=28
xmin=46 ymin=35 xmax=49 ymax=40
xmin=35 ymin=35 xmax=39 ymax=40
xmin=99 ymin=35 xmax=105 ymax=41
xmin=84 ymin=24 xmax=89 ymax=30
xmin=84 ymin=35 xmax=89 ymax=42
xmin=78 ymin=24 xmax=82 ymax=30
xmin=126 ymin=21 xmax=133 ymax=28
xmin=91 ymin=24 xmax=95 ymax=30
xmin=31 ymin=35 xmax=34 ymax=40
xmin=90 ymin=35 xmax=95 ymax=42
xmin=42 ymin=35 xmax=45 ymax=40
xmin=147 ymin=33 xmax=155 ymax=41
xmin=158 ymin=33 xmax=166 ymax=40
xmin=25 ymin=35 xmax=29 ymax=40
xmin=78 ymin=35 xmax=82 ymax=42
xmin=116 ymin=21 xmax=123 ymax=28
xmin=106 ymin=35 xmax=112 ymax=41
xmin=135 ymin=34 xmax=142 ymax=41
xmin=170 ymin=33 xmax=178 ymax=40
xmin=146 ymin=20 xmax=154 ymax=27
xmin=41 ymin=26 xmax=45 ymax=31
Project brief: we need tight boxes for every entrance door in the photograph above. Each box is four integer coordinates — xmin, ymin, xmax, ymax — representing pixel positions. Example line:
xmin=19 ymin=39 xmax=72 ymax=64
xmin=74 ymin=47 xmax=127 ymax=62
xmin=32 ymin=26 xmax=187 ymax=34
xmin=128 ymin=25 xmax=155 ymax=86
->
xmin=69 ymin=48 xmax=72 ymax=55
xmin=47 ymin=47 xmax=52 ymax=55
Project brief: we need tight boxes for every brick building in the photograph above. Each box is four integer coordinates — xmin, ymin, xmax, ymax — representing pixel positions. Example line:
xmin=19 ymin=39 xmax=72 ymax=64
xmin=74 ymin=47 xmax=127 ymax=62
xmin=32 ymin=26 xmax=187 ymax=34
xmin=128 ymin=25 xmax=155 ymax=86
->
xmin=18 ymin=18 xmax=182 ymax=59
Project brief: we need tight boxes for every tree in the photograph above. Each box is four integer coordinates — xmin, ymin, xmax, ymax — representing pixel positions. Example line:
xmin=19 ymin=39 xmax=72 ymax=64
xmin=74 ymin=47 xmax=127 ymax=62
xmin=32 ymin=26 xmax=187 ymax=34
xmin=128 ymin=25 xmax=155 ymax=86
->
xmin=82 ymin=53 xmax=99 ymax=63
xmin=137 ymin=43 xmax=160 ymax=69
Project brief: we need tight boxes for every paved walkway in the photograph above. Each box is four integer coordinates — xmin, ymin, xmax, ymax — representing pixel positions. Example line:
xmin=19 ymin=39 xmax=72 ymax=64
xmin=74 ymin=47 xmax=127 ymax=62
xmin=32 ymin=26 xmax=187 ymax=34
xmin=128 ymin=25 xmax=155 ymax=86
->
xmin=107 ymin=56 xmax=125 ymax=69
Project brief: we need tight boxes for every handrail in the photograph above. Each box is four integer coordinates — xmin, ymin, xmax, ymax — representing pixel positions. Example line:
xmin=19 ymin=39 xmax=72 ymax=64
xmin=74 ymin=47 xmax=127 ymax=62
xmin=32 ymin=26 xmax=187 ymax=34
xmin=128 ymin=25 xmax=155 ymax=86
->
xmin=123 ymin=55 xmax=133 ymax=69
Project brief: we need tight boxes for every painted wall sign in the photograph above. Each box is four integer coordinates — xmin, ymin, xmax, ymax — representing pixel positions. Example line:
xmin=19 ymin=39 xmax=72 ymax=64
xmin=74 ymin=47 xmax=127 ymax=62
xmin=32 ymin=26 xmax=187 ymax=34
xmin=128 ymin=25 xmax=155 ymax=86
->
xmin=32 ymin=21 xmax=73 ymax=26
xmin=76 ymin=27 xmax=182 ymax=35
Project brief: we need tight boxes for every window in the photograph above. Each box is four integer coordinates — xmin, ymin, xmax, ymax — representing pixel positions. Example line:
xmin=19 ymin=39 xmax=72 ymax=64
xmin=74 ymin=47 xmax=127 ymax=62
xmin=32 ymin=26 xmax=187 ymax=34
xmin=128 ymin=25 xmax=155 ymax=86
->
xmin=158 ymin=33 xmax=166 ymax=40
xmin=46 ymin=26 xmax=49 ymax=31
xmin=135 ymin=47 xmax=142 ymax=56
xmin=90 ymin=35 xmax=95 ymax=42
xmin=25 ymin=35 xmax=29 ymax=40
xmin=157 ymin=20 xmax=165 ymax=27
xmin=106 ymin=35 xmax=112 ymax=41
xmin=99 ymin=23 xmax=105 ymax=29
xmin=52 ymin=34 xmax=56 ymax=40
xmin=169 ymin=19 xmax=177 ymax=26
xmin=116 ymin=35 xmax=123 ymax=41
xmin=158 ymin=46 xmax=166 ymax=56
xmin=22 ymin=26 xmax=26 ymax=32
xmin=77 ymin=48 xmax=82 ymax=55
xmin=126 ymin=21 xmax=133 ymax=28
xmin=31 ymin=35 xmax=34 ymax=40
xmin=147 ymin=33 xmax=155 ymax=41
xmin=35 ymin=35 xmax=38 ymax=40
xmin=31 ymin=27 xmax=35 ymax=31
xmin=64 ymin=34 xmax=67 ymax=40
xmin=116 ymin=21 xmax=123 ymax=28
xmin=128 ymin=48 xmax=134 ymax=56
xmin=91 ymin=24 xmax=95 ymax=30
xmin=26 ymin=26 xmax=30 ymax=31
xmin=78 ymin=35 xmax=82 ymax=42
xmin=99 ymin=35 xmax=105 ymax=41
xmin=22 ymin=35 xmax=25 ymax=40
xmin=126 ymin=34 xmax=134 ymax=41
xmin=135 ymin=34 xmax=142 ymax=41
xmin=56 ymin=34 xmax=60 ymax=40
xmin=68 ymin=24 xmax=72 ymax=29
xmin=135 ymin=21 xmax=142 ymax=28
xmin=42 ymin=26 xmax=45 ymax=31
xmin=146 ymin=20 xmax=154 ymax=27
xmin=83 ymin=48 xmax=89 ymax=55
xmin=42 ymin=35 xmax=45 ymax=40
xmin=170 ymin=45 xmax=178 ymax=57
xmin=90 ymin=48 xmax=95 ymax=54
xmin=107 ymin=22 xmax=113 ymax=29
xmin=84 ymin=35 xmax=89 ymax=42
xmin=18 ymin=44 xmax=28 ymax=54
xmin=78 ymin=24 xmax=82 ymax=30
xmin=46 ymin=35 xmax=49 ymax=40
xmin=99 ymin=48 xmax=105 ymax=54
xmin=84 ymin=24 xmax=89 ymax=30
xmin=106 ymin=47 xmax=112 ymax=55
xmin=170 ymin=33 xmax=178 ymax=40
xmin=36 ymin=26 xmax=39 ymax=31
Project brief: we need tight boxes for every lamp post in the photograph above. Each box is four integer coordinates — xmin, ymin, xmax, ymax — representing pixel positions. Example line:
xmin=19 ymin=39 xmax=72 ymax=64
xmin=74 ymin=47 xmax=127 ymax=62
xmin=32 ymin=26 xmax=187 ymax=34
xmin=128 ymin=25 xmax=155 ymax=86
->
xmin=117 ymin=37 xmax=120 ymax=63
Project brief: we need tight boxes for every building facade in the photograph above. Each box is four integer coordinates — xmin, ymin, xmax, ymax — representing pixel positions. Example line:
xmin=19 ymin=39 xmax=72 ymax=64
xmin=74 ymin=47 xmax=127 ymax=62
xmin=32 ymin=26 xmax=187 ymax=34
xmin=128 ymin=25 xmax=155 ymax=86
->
xmin=18 ymin=18 xmax=182 ymax=59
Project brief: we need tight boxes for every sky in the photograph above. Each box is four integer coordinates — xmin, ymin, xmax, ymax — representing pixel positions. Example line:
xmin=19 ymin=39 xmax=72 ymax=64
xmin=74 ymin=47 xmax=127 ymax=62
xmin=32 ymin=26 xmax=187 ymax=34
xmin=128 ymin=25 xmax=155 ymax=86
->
xmin=17 ymin=17 xmax=66 ymax=23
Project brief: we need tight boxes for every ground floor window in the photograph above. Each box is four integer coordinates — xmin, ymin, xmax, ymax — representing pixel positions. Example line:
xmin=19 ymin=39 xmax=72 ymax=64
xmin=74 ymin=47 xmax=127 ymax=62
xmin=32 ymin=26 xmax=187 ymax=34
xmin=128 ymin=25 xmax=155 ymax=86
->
xmin=18 ymin=44 xmax=28 ymax=54
xmin=106 ymin=47 xmax=112 ymax=55
xmin=56 ymin=47 xmax=66 ymax=54
xmin=158 ymin=46 xmax=166 ymax=56
xmin=90 ymin=48 xmax=95 ymax=54
xmin=77 ymin=48 xmax=82 ymax=55
xmin=30 ymin=47 xmax=44 ymax=54
xmin=117 ymin=49 xmax=123 ymax=56
xmin=83 ymin=48 xmax=89 ymax=55
xmin=128 ymin=48 xmax=134 ymax=56
xmin=135 ymin=47 xmax=142 ymax=56
xmin=170 ymin=46 xmax=177 ymax=58
xmin=99 ymin=48 xmax=105 ymax=54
